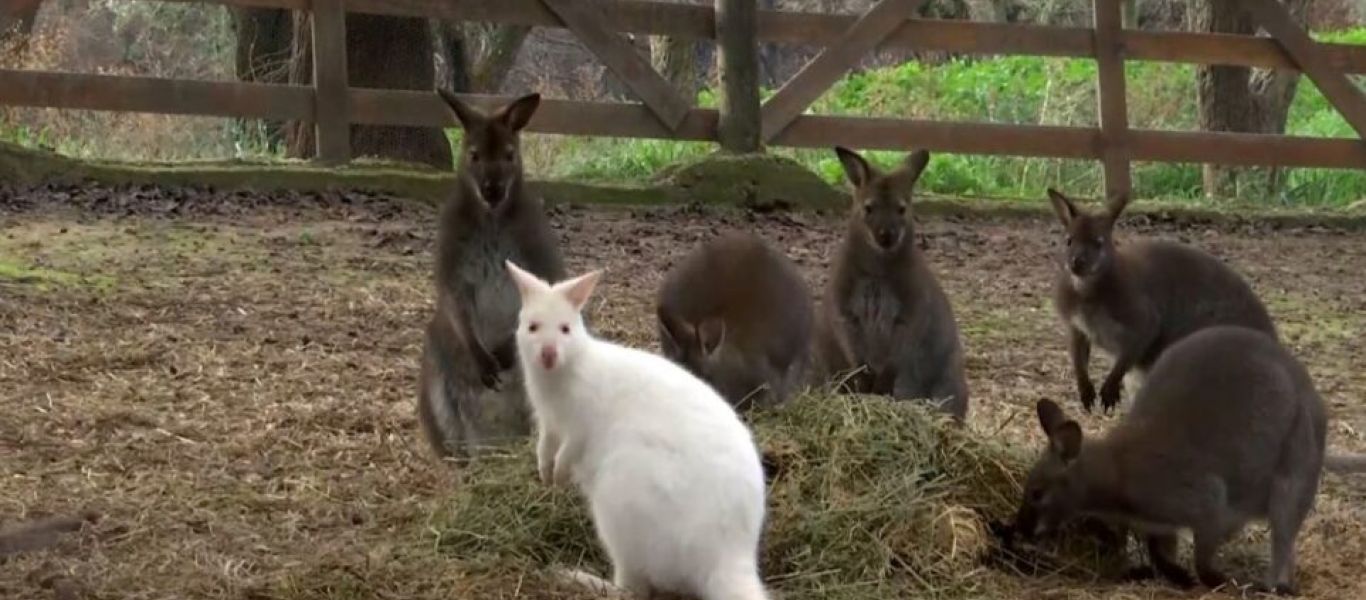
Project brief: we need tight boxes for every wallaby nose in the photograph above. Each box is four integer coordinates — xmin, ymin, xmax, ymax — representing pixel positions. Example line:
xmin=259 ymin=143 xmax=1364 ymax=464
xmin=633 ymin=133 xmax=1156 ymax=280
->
xmin=539 ymin=346 xmax=558 ymax=370
xmin=1069 ymin=256 xmax=1087 ymax=274
xmin=482 ymin=182 xmax=505 ymax=204
xmin=877 ymin=230 xmax=898 ymax=248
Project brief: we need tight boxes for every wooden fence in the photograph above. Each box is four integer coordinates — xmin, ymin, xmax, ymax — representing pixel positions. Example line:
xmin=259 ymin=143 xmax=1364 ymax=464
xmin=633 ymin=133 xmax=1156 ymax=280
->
xmin=2 ymin=0 xmax=1366 ymax=202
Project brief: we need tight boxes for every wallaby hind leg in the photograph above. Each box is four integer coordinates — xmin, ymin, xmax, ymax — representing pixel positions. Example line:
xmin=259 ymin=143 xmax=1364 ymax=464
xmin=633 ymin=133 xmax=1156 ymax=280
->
xmin=417 ymin=339 xmax=467 ymax=458
xmin=1263 ymin=429 xmax=1322 ymax=595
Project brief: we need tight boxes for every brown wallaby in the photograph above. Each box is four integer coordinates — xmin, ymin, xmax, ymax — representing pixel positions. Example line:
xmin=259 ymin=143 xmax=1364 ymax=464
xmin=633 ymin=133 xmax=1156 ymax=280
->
xmin=1016 ymin=326 xmax=1325 ymax=595
xmin=1048 ymin=188 xmax=1276 ymax=414
xmin=815 ymin=147 xmax=968 ymax=421
xmin=417 ymin=90 xmax=566 ymax=458
xmin=657 ymin=231 xmax=814 ymax=410
xmin=0 ymin=512 xmax=99 ymax=557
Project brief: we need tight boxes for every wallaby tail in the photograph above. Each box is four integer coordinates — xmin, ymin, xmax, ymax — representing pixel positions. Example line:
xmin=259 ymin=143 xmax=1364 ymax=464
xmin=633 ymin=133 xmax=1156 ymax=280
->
xmin=1325 ymin=452 xmax=1366 ymax=474
xmin=703 ymin=567 xmax=769 ymax=600
xmin=550 ymin=568 xmax=629 ymax=599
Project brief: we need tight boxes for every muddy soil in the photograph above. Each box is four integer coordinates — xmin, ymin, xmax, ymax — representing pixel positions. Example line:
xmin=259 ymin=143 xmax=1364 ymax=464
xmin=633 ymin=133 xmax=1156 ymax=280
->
xmin=1 ymin=182 xmax=1363 ymax=599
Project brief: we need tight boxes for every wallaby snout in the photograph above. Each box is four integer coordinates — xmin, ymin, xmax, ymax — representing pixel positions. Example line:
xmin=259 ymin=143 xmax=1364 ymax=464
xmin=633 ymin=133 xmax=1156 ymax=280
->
xmin=539 ymin=345 xmax=559 ymax=370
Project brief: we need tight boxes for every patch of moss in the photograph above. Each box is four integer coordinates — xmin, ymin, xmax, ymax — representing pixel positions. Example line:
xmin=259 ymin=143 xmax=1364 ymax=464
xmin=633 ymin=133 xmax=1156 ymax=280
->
xmin=657 ymin=153 xmax=846 ymax=211
xmin=0 ymin=258 xmax=113 ymax=290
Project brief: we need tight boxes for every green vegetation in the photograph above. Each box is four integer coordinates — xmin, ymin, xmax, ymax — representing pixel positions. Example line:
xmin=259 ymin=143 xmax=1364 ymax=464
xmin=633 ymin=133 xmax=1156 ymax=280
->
xmin=530 ymin=28 xmax=1366 ymax=206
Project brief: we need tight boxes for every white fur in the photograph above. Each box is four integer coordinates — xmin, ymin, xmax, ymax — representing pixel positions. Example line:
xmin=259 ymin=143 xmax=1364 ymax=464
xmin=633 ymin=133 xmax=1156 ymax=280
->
xmin=506 ymin=261 xmax=769 ymax=600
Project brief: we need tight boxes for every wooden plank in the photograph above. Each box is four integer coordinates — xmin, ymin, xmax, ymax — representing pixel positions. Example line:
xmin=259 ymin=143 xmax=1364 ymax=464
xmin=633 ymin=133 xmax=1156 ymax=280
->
xmin=716 ymin=0 xmax=761 ymax=152
xmin=311 ymin=0 xmax=351 ymax=164
xmin=0 ymin=69 xmax=313 ymax=120
xmin=1093 ymin=0 xmax=1131 ymax=202
xmin=760 ymin=0 xmax=928 ymax=142
xmin=348 ymin=90 xmax=719 ymax=140
xmin=774 ymin=116 xmax=1101 ymax=158
xmin=538 ymin=0 xmax=690 ymax=131
xmin=1129 ymin=129 xmax=1366 ymax=169
xmin=1243 ymin=0 xmax=1366 ymax=140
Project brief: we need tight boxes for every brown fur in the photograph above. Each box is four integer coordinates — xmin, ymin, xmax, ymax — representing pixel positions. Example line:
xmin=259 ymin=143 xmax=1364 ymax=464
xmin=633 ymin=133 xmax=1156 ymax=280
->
xmin=1047 ymin=188 xmax=1276 ymax=414
xmin=815 ymin=147 xmax=968 ymax=421
xmin=0 ymin=512 xmax=98 ymax=557
xmin=417 ymin=90 xmax=565 ymax=458
xmin=657 ymin=231 xmax=813 ymax=410
xmin=1017 ymin=326 xmax=1325 ymax=594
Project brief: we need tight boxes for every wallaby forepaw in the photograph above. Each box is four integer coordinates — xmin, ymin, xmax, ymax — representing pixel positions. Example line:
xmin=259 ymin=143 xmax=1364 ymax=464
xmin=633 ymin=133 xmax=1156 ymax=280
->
xmin=1078 ymin=382 xmax=1097 ymax=413
xmin=1099 ymin=382 xmax=1123 ymax=414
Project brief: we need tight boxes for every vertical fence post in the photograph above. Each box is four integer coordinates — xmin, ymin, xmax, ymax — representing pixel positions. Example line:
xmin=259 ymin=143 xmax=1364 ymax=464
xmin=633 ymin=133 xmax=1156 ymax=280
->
xmin=716 ymin=0 xmax=761 ymax=153
xmin=311 ymin=0 xmax=351 ymax=165
xmin=1093 ymin=0 xmax=1131 ymax=203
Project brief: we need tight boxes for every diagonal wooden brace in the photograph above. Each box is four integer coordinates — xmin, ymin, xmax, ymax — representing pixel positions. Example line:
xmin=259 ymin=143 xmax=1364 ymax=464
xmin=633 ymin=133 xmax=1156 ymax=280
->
xmin=1243 ymin=0 xmax=1366 ymax=140
xmin=539 ymin=0 xmax=691 ymax=132
xmin=760 ymin=0 xmax=927 ymax=143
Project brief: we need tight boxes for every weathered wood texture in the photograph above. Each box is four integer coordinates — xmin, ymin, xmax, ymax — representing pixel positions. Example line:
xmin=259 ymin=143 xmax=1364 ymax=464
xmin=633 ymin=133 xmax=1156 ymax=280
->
xmin=716 ymin=0 xmax=761 ymax=152
xmin=2 ymin=0 xmax=1365 ymax=174
xmin=1092 ymin=0 xmax=1131 ymax=202
xmin=538 ymin=0 xmax=689 ymax=130
xmin=759 ymin=0 xmax=927 ymax=141
xmin=310 ymin=0 xmax=351 ymax=163
xmin=1241 ymin=0 xmax=1366 ymax=139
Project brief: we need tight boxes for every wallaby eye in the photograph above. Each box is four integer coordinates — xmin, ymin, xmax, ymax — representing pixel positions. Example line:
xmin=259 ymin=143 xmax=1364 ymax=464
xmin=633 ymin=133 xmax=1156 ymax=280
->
xmin=560 ymin=324 xmax=570 ymax=334
xmin=528 ymin=322 xmax=539 ymax=333
xmin=469 ymin=149 xmax=480 ymax=162
xmin=1029 ymin=489 xmax=1046 ymax=503
xmin=896 ymin=204 xmax=906 ymax=216
xmin=1065 ymin=237 xmax=1073 ymax=247
xmin=863 ymin=203 xmax=873 ymax=215
xmin=505 ymin=146 xmax=515 ymax=161
xmin=1094 ymin=237 xmax=1104 ymax=246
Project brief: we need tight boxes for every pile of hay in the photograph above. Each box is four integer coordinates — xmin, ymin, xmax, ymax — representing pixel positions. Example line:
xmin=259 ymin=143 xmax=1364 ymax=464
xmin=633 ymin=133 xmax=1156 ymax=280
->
xmin=430 ymin=394 xmax=1108 ymax=599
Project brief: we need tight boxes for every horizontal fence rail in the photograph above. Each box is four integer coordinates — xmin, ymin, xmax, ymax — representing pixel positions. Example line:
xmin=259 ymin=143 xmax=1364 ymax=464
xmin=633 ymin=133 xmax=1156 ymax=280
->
xmin=1 ymin=0 xmax=1364 ymax=195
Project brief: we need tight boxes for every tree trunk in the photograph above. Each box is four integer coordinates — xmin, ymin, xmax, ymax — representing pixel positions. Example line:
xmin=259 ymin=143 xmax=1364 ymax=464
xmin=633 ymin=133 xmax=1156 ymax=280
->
xmin=1194 ymin=0 xmax=1308 ymax=199
xmin=287 ymin=13 xmax=452 ymax=169
xmin=471 ymin=24 xmax=530 ymax=93
xmin=433 ymin=21 xmax=471 ymax=93
xmin=0 ymin=0 xmax=43 ymax=56
xmin=651 ymin=34 xmax=701 ymax=103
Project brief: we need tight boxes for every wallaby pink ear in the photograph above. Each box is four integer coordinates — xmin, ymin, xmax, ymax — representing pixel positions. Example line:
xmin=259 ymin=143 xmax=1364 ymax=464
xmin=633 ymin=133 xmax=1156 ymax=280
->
xmin=834 ymin=146 xmax=873 ymax=189
xmin=438 ymin=88 xmax=482 ymax=130
xmin=1050 ymin=421 xmax=1083 ymax=463
xmin=902 ymin=149 xmax=930 ymax=185
xmin=496 ymin=93 xmax=541 ymax=132
xmin=1036 ymin=398 xmax=1066 ymax=435
xmin=505 ymin=260 xmax=549 ymax=299
xmin=556 ymin=269 xmax=603 ymax=312
xmin=698 ymin=318 xmax=726 ymax=356
xmin=1046 ymin=188 xmax=1078 ymax=228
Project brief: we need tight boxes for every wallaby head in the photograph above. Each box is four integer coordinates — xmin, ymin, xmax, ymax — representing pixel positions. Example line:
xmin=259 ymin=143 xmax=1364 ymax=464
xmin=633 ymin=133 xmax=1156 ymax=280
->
xmin=506 ymin=261 xmax=601 ymax=374
xmin=834 ymin=146 xmax=930 ymax=252
xmin=1047 ymin=188 xmax=1130 ymax=285
xmin=658 ymin=312 xmax=727 ymax=376
xmin=1015 ymin=398 xmax=1086 ymax=539
xmin=439 ymin=89 xmax=541 ymax=209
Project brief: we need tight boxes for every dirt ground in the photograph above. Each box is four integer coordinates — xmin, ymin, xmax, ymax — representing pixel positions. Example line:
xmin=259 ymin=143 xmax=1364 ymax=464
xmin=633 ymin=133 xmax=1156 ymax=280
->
xmin=1 ymin=182 xmax=1364 ymax=600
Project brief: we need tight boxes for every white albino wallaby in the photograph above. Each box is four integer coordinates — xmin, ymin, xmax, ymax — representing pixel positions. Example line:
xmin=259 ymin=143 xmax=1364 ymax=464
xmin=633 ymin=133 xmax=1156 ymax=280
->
xmin=506 ymin=261 xmax=770 ymax=600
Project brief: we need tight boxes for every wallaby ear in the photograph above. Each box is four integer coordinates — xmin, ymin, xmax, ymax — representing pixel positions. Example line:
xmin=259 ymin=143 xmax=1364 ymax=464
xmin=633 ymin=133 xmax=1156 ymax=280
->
xmin=495 ymin=93 xmax=541 ymax=132
xmin=1036 ymin=398 xmax=1067 ymax=436
xmin=1050 ymin=421 xmax=1083 ymax=463
xmin=505 ymin=260 xmax=549 ymax=299
xmin=901 ymin=149 xmax=930 ymax=186
xmin=658 ymin=309 xmax=695 ymax=353
xmin=1105 ymin=190 xmax=1131 ymax=223
xmin=834 ymin=146 xmax=873 ymax=189
xmin=438 ymin=88 xmax=483 ymax=130
xmin=698 ymin=318 xmax=726 ymax=356
xmin=1046 ymin=188 xmax=1078 ymax=228
xmin=555 ymin=270 xmax=603 ymax=313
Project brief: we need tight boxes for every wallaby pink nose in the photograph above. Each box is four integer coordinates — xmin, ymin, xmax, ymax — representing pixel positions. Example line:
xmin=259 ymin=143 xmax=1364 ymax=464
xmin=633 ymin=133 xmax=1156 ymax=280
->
xmin=539 ymin=346 xmax=558 ymax=370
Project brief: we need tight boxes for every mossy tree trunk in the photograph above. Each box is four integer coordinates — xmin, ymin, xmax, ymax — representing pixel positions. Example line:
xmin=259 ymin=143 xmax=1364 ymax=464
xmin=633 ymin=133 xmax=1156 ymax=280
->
xmin=0 ymin=0 xmax=43 ymax=56
xmin=1194 ymin=0 xmax=1309 ymax=199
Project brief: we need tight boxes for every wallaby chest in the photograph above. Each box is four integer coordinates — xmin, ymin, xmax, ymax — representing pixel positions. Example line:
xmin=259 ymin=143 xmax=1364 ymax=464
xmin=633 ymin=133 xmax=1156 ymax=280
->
xmin=845 ymin=273 xmax=904 ymax=368
xmin=1070 ymin=304 xmax=1128 ymax=358
xmin=443 ymin=222 xmax=524 ymax=345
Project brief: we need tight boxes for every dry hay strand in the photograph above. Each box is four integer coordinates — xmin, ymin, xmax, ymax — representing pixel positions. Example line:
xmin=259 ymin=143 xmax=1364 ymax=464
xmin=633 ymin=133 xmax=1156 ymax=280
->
xmin=428 ymin=394 xmax=1122 ymax=600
